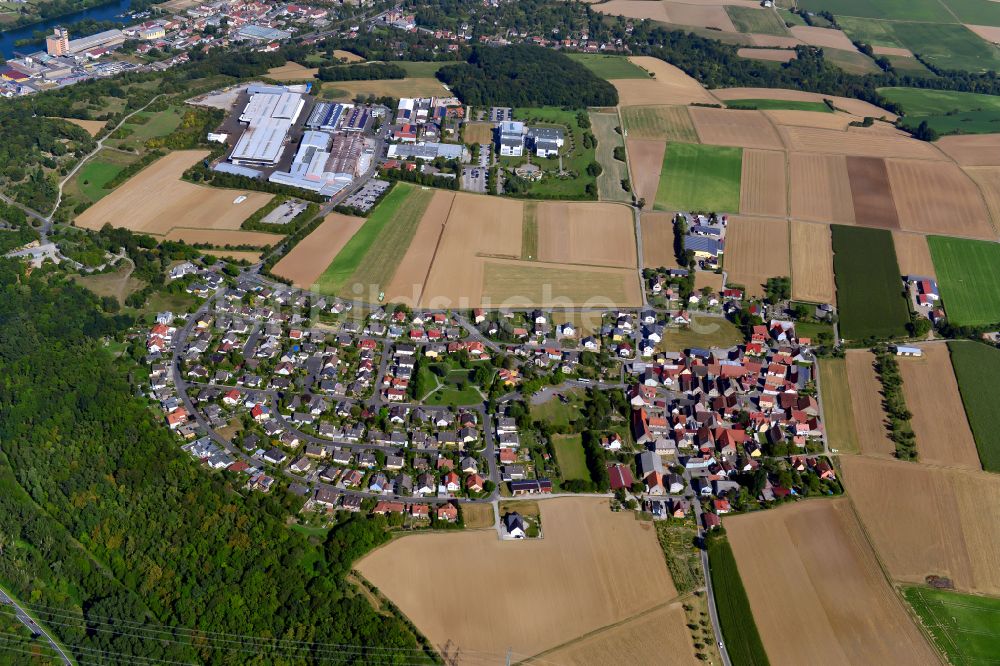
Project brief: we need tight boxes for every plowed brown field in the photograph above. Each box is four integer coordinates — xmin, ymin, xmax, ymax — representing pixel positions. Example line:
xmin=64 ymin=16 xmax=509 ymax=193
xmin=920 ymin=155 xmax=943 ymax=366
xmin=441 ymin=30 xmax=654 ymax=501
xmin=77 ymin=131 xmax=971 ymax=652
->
xmin=789 ymin=153 xmax=856 ymax=224
xmin=271 ymin=213 xmax=366 ymax=288
xmin=891 ymin=232 xmax=936 ymax=278
xmin=536 ymin=202 xmax=637 ymax=268
xmin=845 ymin=349 xmax=895 ymax=457
xmin=887 ymin=159 xmax=994 ymax=238
xmin=790 ymin=221 xmax=836 ymax=303
xmin=357 ymin=497 xmax=678 ymax=659
xmin=640 ymin=212 xmax=680 ymax=269
xmin=726 ymin=499 xmax=939 ymax=666
xmin=689 ymin=107 xmax=784 ymax=150
xmin=898 ymin=344 xmax=982 ymax=469
xmin=846 ymin=156 xmax=899 ymax=229
xmin=937 ymin=134 xmax=1000 ymax=166
xmin=842 ymin=455 xmax=1000 ymax=596
xmin=723 ymin=216 xmax=790 ymax=296
xmin=740 ymin=149 xmax=786 ymax=216
xmin=626 ymin=138 xmax=666 ymax=204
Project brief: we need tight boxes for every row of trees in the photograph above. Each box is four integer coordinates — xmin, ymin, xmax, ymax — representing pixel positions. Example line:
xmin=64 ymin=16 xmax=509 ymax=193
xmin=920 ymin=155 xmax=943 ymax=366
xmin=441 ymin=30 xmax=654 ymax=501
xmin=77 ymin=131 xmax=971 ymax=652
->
xmin=873 ymin=349 xmax=918 ymax=460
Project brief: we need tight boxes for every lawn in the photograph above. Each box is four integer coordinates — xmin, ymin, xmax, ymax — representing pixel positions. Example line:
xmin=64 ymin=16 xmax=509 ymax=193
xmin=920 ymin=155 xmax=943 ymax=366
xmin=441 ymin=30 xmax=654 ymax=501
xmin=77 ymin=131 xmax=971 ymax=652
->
xmin=654 ymin=143 xmax=742 ymax=213
xmin=726 ymin=6 xmax=790 ymax=36
xmin=565 ymin=53 xmax=649 ymax=79
xmin=948 ymin=341 xmax=1000 ymax=472
xmin=509 ymin=107 xmax=598 ymax=199
xmin=658 ymin=314 xmax=744 ymax=351
xmin=313 ymin=183 xmax=434 ymax=296
xmin=72 ymin=150 xmax=139 ymax=202
xmin=531 ymin=389 xmax=586 ymax=428
xmin=707 ymin=539 xmax=770 ymax=666
xmin=590 ymin=111 xmax=631 ymax=203
xmin=879 ymin=88 xmax=1000 ymax=135
xmin=551 ymin=434 xmax=589 ymax=481
xmin=830 ymin=225 xmax=909 ymax=340
xmin=818 ymin=358 xmax=860 ymax=454
xmin=928 ymin=236 xmax=1000 ymax=326
xmin=726 ymin=99 xmax=831 ymax=113
xmin=423 ymin=384 xmax=484 ymax=407
xmin=903 ymin=585 xmax=1000 ymax=666
xmin=385 ymin=60 xmax=449 ymax=77
xmin=127 ymin=105 xmax=185 ymax=142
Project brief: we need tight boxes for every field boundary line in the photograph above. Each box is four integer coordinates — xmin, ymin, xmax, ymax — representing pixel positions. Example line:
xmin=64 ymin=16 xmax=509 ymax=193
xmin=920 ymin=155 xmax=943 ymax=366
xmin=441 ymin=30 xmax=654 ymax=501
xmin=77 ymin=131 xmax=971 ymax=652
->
xmin=410 ymin=191 xmax=456 ymax=306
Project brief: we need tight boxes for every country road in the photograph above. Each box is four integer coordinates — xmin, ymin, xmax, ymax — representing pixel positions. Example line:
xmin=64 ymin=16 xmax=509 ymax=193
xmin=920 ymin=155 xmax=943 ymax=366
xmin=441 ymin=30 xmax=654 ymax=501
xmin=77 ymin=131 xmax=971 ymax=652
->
xmin=0 ymin=586 xmax=72 ymax=665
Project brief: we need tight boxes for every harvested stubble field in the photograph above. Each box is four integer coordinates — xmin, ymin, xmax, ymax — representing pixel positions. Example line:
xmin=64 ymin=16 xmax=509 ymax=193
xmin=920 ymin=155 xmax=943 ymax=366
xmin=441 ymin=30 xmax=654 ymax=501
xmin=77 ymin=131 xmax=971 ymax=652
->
xmin=887 ymin=159 xmax=994 ymax=238
xmin=536 ymin=202 xmax=636 ymax=268
xmin=725 ymin=499 xmax=938 ymax=665
xmin=841 ymin=454 xmax=1000 ymax=596
xmin=891 ymin=231 xmax=937 ymax=278
xmin=723 ymin=216 xmax=790 ymax=297
xmin=845 ymin=156 xmax=900 ymax=229
xmin=611 ymin=56 xmax=719 ymax=107
xmin=462 ymin=122 xmax=494 ymax=144
xmin=323 ymin=78 xmax=449 ymax=100
xmin=789 ymin=153 xmax=855 ymax=224
xmin=271 ymin=213 xmax=367 ymax=289
xmin=666 ymin=1 xmax=736 ymax=30
xmin=936 ymin=134 xmax=1000 ymax=166
xmin=789 ymin=25 xmax=857 ymax=49
xmin=523 ymin=603 xmax=698 ymax=666
xmin=481 ymin=259 xmax=642 ymax=308
xmin=712 ymin=88 xmax=896 ymax=119
xmin=790 ymin=221 xmax=835 ymax=304
xmin=655 ymin=142 xmax=742 ymax=213
xmin=204 ymin=249 xmax=261 ymax=263
xmin=818 ymin=358 xmax=860 ymax=453
xmin=737 ymin=47 xmax=797 ymax=62
xmin=780 ymin=126 xmax=941 ymax=159
xmin=384 ymin=190 xmax=455 ymax=304
xmin=590 ymin=112 xmax=631 ymax=202
xmin=726 ymin=4 xmax=789 ymax=35
xmin=688 ymin=107 xmax=784 ymax=150
xmin=748 ymin=34 xmax=802 ymax=47
xmin=76 ymin=150 xmax=273 ymax=238
xmin=845 ymin=349 xmax=895 ymax=457
xmin=929 ymin=236 xmax=1000 ymax=326
xmin=764 ymin=109 xmax=853 ymax=130
xmin=640 ymin=211 xmax=681 ymax=268
xmin=356 ymin=497 xmax=679 ymax=659
xmin=163 ymin=228 xmax=280 ymax=247
xmin=59 ymin=117 xmax=106 ymax=136
xmin=621 ymin=105 xmax=699 ymax=142
xmin=897 ymin=344 xmax=982 ymax=469
xmin=740 ymin=149 xmax=786 ymax=217
xmin=265 ymin=62 xmax=318 ymax=80
xmin=626 ymin=138 xmax=666 ymax=204
xmin=963 ymin=166 xmax=1000 ymax=231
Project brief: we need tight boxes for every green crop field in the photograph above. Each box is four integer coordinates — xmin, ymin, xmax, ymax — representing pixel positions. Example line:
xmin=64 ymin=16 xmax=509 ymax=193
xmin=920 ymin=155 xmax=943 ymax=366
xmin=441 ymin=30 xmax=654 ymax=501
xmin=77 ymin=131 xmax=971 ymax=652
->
xmin=565 ymin=53 xmax=648 ymax=79
xmin=798 ymin=0 xmax=953 ymax=21
xmin=726 ymin=98 xmax=832 ymax=113
xmin=823 ymin=48 xmax=882 ymax=74
xmin=708 ymin=539 xmax=770 ymax=666
xmin=948 ymin=341 xmax=1000 ymax=471
xmin=655 ymin=143 xmax=742 ymax=213
xmin=887 ymin=23 xmax=1000 ymax=73
xmin=928 ymin=236 xmax=1000 ymax=326
xmin=831 ymin=226 xmax=909 ymax=340
xmin=942 ymin=0 xmax=1000 ymax=26
xmin=314 ymin=183 xmax=433 ymax=296
xmin=552 ymin=434 xmax=589 ymax=480
xmin=726 ymin=6 xmax=790 ymax=36
xmin=879 ymin=87 xmax=1000 ymax=134
xmin=903 ymin=585 xmax=1000 ymax=665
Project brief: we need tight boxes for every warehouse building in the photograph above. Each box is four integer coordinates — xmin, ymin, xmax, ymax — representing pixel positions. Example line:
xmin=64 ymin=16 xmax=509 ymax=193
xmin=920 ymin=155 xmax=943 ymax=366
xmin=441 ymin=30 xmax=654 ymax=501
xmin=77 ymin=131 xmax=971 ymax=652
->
xmin=387 ymin=142 xmax=467 ymax=162
xmin=230 ymin=86 xmax=305 ymax=167
xmin=268 ymin=130 xmax=365 ymax=196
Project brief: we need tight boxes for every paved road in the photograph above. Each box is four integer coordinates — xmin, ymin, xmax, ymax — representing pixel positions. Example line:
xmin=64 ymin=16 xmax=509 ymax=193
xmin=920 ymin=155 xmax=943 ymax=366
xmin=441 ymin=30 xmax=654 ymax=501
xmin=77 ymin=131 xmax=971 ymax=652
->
xmin=0 ymin=587 xmax=72 ymax=665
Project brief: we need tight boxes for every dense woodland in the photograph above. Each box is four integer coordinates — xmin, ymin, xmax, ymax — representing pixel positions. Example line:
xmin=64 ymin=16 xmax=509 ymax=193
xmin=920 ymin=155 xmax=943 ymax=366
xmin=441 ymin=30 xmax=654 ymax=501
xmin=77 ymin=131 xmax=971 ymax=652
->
xmin=0 ymin=259 xmax=430 ymax=664
xmin=317 ymin=62 xmax=407 ymax=82
xmin=436 ymin=45 xmax=619 ymax=107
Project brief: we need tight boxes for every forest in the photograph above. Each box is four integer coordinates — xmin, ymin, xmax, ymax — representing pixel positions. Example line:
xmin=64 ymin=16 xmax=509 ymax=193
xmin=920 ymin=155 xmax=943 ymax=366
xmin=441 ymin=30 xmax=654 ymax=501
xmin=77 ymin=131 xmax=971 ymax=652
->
xmin=0 ymin=259 xmax=430 ymax=664
xmin=316 ymin=62 xmax=406 ymax=82
xmin=436 ymin=45 xmax=619 ymax=107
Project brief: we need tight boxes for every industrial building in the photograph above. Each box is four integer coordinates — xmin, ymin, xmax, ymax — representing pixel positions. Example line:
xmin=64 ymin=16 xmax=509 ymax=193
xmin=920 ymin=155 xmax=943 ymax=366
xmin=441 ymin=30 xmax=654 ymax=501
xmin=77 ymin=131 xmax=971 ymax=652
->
xmin=387 ymin=142 xmax=467 ymax=162
xmin=268 ymin=130 xmax=367 ymax=196
xmin=306 ymin=102 xmax=347 ymax=131
xmin=230 ymin=85 xmax=305 ymax=167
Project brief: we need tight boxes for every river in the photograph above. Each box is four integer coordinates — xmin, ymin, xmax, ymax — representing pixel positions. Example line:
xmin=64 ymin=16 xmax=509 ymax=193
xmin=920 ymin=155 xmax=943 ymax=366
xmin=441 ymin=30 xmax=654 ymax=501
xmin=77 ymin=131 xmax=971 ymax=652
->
xmin=0 ymin=0 xmax=133 ymax=59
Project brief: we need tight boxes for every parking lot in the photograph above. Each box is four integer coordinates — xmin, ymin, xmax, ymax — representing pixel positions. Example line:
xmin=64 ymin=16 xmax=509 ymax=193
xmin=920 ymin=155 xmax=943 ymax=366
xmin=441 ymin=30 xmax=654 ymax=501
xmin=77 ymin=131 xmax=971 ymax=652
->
xmin=342 ymin=178 xmax=391 ymax=212
xmin=462 ymin=166 xmax=487 ymax=193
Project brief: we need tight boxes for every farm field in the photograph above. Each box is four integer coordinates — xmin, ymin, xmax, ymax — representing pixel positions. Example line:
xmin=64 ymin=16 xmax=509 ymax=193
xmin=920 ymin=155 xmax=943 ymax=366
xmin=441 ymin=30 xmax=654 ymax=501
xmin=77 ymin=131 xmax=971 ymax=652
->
xmin=621 ymin=105 xmax=699 ymax=142
xmin=891 ymin=232 xmax=937 ymax=278
xmin=845 ymin=156 xmax=899 ymax=229
xmin=384 ymin=190 xmax=455 ymax=304
xmin=463 ymin=122 xmax=494 ymax=144
xmin=322 ymin=77 xmax=449 ymax=100
xmin=726 ymin=5 xmax=789 ymax=35
xmin=823 ymin=47 xmax=882 ymax=74
xmin=58 ymin=117 xmax=106 ymax=136
xmin=313 ymin=183 xmax=434 ymax=297
xmin=845 ymin=349 xmax=895 ymax=458
xmin=589 ymin=112 xmax=631 ymax=202
xmin=830 ymin=225 xmax=909 ymax=339
xmin=162 ymin=228 xmax=280 ymax=247
xmin=949 ymin=341 xmax=1000 ymax=472
xmin=271 ymin=213 xmax=367 ymax=290
xmin=706 ymin=539 xmax=769 ymax=666
xmin=840 ymin=454 xmax=1000 ymax=596
xmin=897 ymin=344 xmax=982 ymax=469
xmin=739 ymin=149 xmax=786 ymax=217
xmin=726 ymin=499 xmax=938 ymax=665
xmin=75 ymin=150 xmax=273 ymax=238
xmin=726 ymin=98 xmax=830 ymax=112
xmin=723 ymin=216 xmax=789 ymax=297
xmin=780 ymin=125 xmax=942 ymax=160
xmin=818 ymin=358 xmax=859 ymax=454
xmin=880 ymin=87 xmax=1000 ymax=136
xmin=203 ymin=249 xmax=261 ymax=263
xmin=356 ymin=497 xmax=679 ymax=659
xmin=481 ymin=260 xmax=642 ymax=308
xmin=903 ymin=586 xmax=1000 ymax=666
xmin=790 ymin=221 xmax=835 ymax=304
xmin=640 ymin=212 xmax=680 ymax=269
xmin=964 ymin=166 xmax=1000 ymax=228
xmin=797 ymin=0 xmax=951 ymax=22
xmin=525 ymin=603 xmax=699 ymax=666
xmin=611 ymin=56 xmax=720 ymax=106
xmin=789 ymin=25 xmax=856 ymax=50
xmin=737 ymin=48 xmax=796 ymax=63
xmin=880 ymin=22 xmax=1000 ymax=73
xmin=789 ymin=153 xmax=855 ymax=224
xmin=655 ymin=143 xmax=742 ymax=213
xmin=660 ymin=1 xmax=737 ymax=31
xmin=688 ymin=107 xmax=784 ymax=150
xmin=938 ymin=133 xmax=1000 ymax=166
xmin=658 ymin=314 xmax=744 ymax=351
xmin=566 ymin=53 xmax=648 ymax=78
xmin=551 ymin=434 xmax=589 ymax=480
xmin=625 ymin=138 xmax=666 ymax=204
xmin=536 ymin=202 xmax=636 ymax=268
xmin=929 ymin=237 xmax=1000 ymax=326
xmin=886 ymin=160 xmax=994 ymax=238
xmin=384 ymin=61 xmax=447 ymax=77
xmin=712 ymin=87 xmax=895 ymax=118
